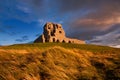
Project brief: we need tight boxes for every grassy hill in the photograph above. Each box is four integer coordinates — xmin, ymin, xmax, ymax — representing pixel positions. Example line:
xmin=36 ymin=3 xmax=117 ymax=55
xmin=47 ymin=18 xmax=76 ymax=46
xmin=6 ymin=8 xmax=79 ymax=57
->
xmin=0 ymin=43 xmax=120 ymax=80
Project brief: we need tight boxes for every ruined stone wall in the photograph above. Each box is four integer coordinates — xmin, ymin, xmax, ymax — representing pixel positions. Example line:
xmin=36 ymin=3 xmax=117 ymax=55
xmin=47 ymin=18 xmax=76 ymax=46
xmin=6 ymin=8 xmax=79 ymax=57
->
xmin=34 ymin=22 xmax=85 ymax=44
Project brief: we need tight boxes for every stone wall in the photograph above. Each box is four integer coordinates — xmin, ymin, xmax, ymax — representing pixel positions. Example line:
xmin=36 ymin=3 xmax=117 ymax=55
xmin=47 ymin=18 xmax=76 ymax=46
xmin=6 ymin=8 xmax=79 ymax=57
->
xmin=34 ymin=22 xmax=85 ymax=44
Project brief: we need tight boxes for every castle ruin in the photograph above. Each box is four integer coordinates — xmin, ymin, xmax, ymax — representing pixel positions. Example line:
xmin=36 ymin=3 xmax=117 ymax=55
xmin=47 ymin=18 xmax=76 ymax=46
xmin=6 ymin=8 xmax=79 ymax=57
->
xmin=34 ymin=22 xmax=85 ymax=44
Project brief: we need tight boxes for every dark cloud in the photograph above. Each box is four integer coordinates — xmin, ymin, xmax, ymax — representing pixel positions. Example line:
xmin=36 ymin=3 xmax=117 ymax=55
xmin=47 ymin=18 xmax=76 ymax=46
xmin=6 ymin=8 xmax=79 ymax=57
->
xmin=29 ymin=0 xmax=43 ymax=6
xmin=15 ymin=39 xmax=23 ymax=42
xmin=66 ymin=23 xmax=120 ymax=41
xmin=35 ymin=33 xmax=40 ymax=37
xmin=22 ymin=36 xmax=29 ymax=41
xmin=0 ymin=25 xmax=17 ymax=35
xmin=19 ymin=0 xmax=44 ymax=10
xmin=0 ymin=28 xmax=14 ymax=35
xmin=4 ymin=26 xmax=15 ymax=29
xmin=57 ymin=0 xmax=98 ymax=12
xmin=0 ymin=0 xmax=44 ymax=23
xmin=62 ymin=0 xmax=120 ymax=40
xmin=57 ymin=0 xmax=120 ymax=13
xmin=89 ymin=28 xmax=120 ymax=46
xmin=28 ymin=41 xmax=33 ymax=44
xmin=15 ymin=36 xmax=29 ymax=42
xmin=90 ymin=40 xmax=102 ymax=43
xmin=19 ymin=0 xmax=47 ymax=17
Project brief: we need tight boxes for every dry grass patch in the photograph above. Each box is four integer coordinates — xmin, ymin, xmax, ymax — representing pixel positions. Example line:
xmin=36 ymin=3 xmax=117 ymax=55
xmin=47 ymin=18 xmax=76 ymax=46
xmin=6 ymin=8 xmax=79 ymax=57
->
xmin=0 ymin=43 xmax=120 ymax=80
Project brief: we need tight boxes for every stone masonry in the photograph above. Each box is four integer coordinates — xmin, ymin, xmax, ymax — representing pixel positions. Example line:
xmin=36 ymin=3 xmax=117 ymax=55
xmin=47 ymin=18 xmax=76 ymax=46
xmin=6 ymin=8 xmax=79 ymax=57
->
xmin=34 ymin=22 xmax=85 ymax=44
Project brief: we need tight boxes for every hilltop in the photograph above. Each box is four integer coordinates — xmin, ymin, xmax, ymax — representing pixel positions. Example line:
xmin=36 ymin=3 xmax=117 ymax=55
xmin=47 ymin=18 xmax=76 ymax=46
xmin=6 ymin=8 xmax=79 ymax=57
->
xmin=0 ymin=43 xmax=120 ymax=80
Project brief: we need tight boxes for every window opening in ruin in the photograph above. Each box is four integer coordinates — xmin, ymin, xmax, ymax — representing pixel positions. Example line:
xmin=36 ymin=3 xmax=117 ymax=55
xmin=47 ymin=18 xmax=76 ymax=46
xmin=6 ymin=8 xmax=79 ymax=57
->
xmin=68 ymin=41 xmax=71 ymax=43
xmin=59 ymin=31 xmax=62 ymax=33
xmin=48 ymin=27 xmax=50 ymax=29
xmin=53 ymin=38 xmax=55 ymax=42
xmin=55 ymin=24 xmax=58 ymax=28
xmin=48 ymin=24 xmax=51 ymax=29
xmin=51 ymin=32 xmax=55 ymax=36
xmin=62 ymin=40 xmax=66 ymax=43
xmin=53 ymin=29 xmax=56 ymax=33
xmin=57 ymin=39 xmax=60 ymax=42
xmin=45 ymin=39 xmax=49 ymax=42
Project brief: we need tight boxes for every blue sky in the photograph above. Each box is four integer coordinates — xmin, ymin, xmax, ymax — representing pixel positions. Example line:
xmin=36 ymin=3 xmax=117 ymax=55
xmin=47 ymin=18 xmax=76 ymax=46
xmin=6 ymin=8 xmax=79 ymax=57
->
xmin=0 ymin=0 xmax=120 ymax=47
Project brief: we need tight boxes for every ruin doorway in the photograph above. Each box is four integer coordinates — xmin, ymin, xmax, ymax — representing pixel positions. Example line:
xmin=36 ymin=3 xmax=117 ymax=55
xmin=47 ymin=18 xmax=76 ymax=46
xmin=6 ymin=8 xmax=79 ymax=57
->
xmin=53 ymin=38 xmax=55 ymax=42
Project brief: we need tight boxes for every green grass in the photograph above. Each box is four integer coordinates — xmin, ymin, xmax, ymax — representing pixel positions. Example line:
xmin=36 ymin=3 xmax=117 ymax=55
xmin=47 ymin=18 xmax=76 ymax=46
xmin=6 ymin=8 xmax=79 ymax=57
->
xmin=0 ymin=43 xmax=120 ymax=80
xmin=2 ymin=43 xmax=120 ymax=53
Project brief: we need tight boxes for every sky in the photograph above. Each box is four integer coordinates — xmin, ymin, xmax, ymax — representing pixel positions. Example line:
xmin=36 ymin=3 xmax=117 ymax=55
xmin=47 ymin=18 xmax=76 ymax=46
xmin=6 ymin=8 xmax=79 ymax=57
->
xmin=0 ymin=0 xmax=120 ymax=47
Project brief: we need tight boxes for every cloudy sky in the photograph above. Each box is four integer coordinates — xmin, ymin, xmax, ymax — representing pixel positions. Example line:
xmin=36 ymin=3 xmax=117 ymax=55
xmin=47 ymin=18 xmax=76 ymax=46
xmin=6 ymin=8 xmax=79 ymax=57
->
xmin=0 ymin=0 xmax=120 ymax=47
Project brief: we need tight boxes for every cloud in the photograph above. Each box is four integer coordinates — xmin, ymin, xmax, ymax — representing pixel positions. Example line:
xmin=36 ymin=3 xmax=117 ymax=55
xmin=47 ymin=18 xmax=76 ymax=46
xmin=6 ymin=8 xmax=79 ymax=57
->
xmin=0 ymin=25 xmax=17 ymax=35
xmin=35 ymin=33 xmax=41 ymax=37
xmin=17 ymin=6 xmax=31 ymax=14
xmin=66 ymin=15 xmax=120 ymax=39
xmin=66 ymin=24 xmax=120 ymax=42
xmin=19 ymin=0 xmax=53 ymax=19
xmin=56 ymin=0 xmax=98 ymax=13
xmin=89 ymin=30 xmax=120 ymax=46
xmin=15 ymin=36 xmax=29 ymax=42
xmin=18 ymin=0 xmax=44 ymax=13
xmin=0 ymin=0 xmax=45 ymax=23
xmin=21 ymin=0 xmax=44 ymax=7
xmin=63 ymin=0 xmax=120 ymax=40
xmin=74 ymin=16 xmax=120 ymax=30
xmin=0 ymin=28 xmax=16 ymax=35
xmin=56 ymin=0 xmax=120 ymax=13
xmin=15 ymin=39 xmax=23 ymax=42
xmin=111 ymin=45 xmax=120 ymax=48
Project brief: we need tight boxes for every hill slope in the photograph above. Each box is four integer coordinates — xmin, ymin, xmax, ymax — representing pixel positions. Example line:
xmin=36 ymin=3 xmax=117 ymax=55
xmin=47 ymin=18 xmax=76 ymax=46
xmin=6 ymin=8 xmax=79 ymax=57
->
xmin=0 ymin=43 xmax=120 ymax=80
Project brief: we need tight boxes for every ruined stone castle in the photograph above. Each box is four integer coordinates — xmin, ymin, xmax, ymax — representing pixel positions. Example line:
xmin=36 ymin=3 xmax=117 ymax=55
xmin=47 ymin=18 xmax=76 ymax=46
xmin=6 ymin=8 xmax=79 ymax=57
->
xmin=34 ymin=22 xmax=85 ymax=44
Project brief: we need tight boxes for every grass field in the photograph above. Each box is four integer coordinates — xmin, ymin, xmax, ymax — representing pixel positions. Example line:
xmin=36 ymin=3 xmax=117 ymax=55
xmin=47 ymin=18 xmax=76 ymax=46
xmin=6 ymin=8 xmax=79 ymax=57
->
xmin=0 ymin=43 xmax=120 ymax=80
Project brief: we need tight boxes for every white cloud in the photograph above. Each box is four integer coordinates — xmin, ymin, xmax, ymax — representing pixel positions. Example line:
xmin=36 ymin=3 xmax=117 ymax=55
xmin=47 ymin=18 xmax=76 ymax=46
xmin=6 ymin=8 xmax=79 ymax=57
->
xmin=38 ymin=19 xmax=47 ymax=27
xmin=89 ymin=30 xmax=120 ymax=47
xmin=110 ymin=45 xmax=120 ymax=48
xmin=17 ymin=5 xmax=31 ymax=14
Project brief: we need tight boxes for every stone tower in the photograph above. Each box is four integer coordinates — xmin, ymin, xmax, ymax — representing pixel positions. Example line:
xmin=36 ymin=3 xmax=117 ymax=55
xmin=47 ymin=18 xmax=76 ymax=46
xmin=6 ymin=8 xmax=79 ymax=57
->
xmin=34 ymin=22 xmax=85 ymax=44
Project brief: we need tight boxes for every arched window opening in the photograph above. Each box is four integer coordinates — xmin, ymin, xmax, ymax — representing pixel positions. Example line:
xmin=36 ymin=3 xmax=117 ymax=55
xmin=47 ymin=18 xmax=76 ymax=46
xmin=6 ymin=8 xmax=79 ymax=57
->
xmin=53 ymin=38 xmax=55 ymax=42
